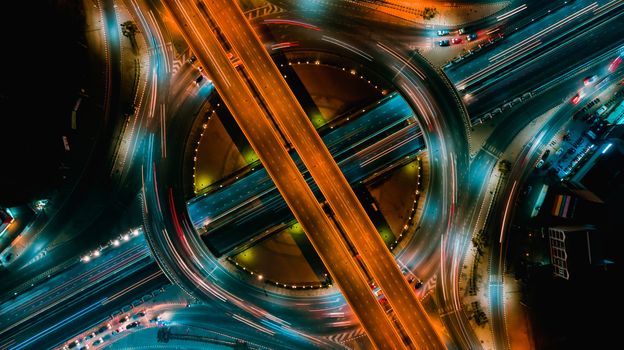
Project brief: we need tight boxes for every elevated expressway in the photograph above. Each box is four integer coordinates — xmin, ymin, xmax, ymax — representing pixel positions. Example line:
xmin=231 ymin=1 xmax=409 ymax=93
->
xmin=162 ymin=0 xmax=406 ymax=347
xmin=188 ymin=93 xmax=424 ymax=256
xmin=198 ymin=0 xmax=445 ymax=348
xmin=137 ymin=0 xmax=469 ymax=347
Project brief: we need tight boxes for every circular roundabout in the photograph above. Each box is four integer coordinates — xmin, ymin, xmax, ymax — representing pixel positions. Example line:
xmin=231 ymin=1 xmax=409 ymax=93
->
xmin=142 ymin=21 xmax=469 ymax=341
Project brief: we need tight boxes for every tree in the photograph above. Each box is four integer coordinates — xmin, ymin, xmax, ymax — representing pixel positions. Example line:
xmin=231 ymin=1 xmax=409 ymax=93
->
xmin=422 ymin=7 xmax=438 ymax=20
xmin=120 ymin=21 xmax=139 ymax=50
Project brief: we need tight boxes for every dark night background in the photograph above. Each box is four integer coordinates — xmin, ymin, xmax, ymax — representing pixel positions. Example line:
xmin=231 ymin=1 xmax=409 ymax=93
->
xmin=0 ymin=0 xmax=87 ymax=207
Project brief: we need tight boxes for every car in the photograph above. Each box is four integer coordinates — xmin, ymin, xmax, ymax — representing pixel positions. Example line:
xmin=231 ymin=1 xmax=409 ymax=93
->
xmin=436 ymin=29 xmax=449 ymax=36
xmin=96 ymin=324 xmax=111 ymax=334
xmin=608 ymin=56 xmax=622 ymax=72
xmin=68 ymin=342 xmax=78 ymax=349
xmin=134 ymin=311 xmax=145 ymax=319
xmin=451 ymin=37 xmax=462 ymax=44
xmin=126 ymin=321 xmax=140 ymax=329
xmin=458 ymin=28 xmax=466 ymax=35
xmin=466 ymin=33 xmax=478 ymax=41
xmin=111 ymin=327 xmax=124 ymax=336
xmin=188 ymin=55 xmax=197 ymax=64
xmin=583 ymin=75 xmax=598 ymax=85
xmin=542 ymin=149 xmax=550 ymax=160
xmin=195 ymin=75 xmax=204 ymax=85
xmin=415 ymin=280 xmax=424 ymax=289
xmin=571 ymin=93 xmax=581 ymax=105
xmin=522 ymin=92 xmax=533 ymax=101
xmin=92 ymin=338 xmax=104 ymax=346
xmin=438 ymin=40 xmax=450 ymax=47
xmin=536 ymin=159 xmax=545 ymax=168
xmin=84 ymin=333 xmax=96 ymax=341
xmin=118 ymin=315 xmax=128 ymax=324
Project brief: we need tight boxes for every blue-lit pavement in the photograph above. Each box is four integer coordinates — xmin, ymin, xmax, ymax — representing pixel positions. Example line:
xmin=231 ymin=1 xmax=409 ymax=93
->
xmin=0 ymin=233 xmax=167 ymax=350
xmin=187 ymin=93 xmax=424 ymax=256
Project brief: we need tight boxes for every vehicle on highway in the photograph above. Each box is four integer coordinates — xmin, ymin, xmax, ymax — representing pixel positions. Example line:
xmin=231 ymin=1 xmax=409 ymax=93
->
xmin=536 ymin=159 xmax=545 ymax=168
xmin=608 ymin=56 xmax=622 ymax=72
xmin=0 ymin=208 xmax=13 ymax=235
xmin=466 ymin=33 xmax=478 ymax=41
xmin=596 ymin=105 xmax=608 ymax=116
xmin=571 ymin=93 xmax=581 ymax=105
xmin=542 ymin=149 xmax=550 ymax=160
xmin=583 ymin=75 xmax=598 ymax=86
xmin=451 ymin=37 xmax=462 ymax=44
xmin=436 ymin=29 xmax=449 ymax=36
xmin=96 ymin=324 xmax=111 ymax=334
xmin=438 ymin=39 xmax=450 ymax=47
xmin=458 ymin=28 xmax=466 ymax=34
xmin=126 ymin=321 xmax=140 ymax=329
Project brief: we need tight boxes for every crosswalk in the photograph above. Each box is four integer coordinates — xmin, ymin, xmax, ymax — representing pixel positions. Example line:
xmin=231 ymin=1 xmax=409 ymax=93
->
xmin=326 ymin=327 xmax=365 ymax=344
xmin=22 ymin=249 xmax=47 ymax=269
xmin=481 ymin=143 xmax=502 ymax=159
xmin=243 ymin=2 xmax=284 ymax=20
xmin=416 ymin=275 xmax=437 ymax=299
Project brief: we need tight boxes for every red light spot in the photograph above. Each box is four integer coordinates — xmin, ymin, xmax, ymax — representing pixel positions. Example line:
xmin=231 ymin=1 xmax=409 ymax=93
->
xmin=609 ymin=56 xmax=622 ymax=73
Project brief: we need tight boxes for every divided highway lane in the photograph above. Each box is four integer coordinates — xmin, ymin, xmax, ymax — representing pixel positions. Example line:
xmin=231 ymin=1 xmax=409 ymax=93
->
xmin=199 ymin=121 xmax=423 ymax=256
xmin=256 ymin=19 xmax=471 ymax=346
xmin=0 ymin=235 xmax=150 ymax=335
xmin=201 ymin=1 xmax=445 ymax=347
xmin=464 ymin=5 xmax=624 ymax=117
xmin=158 ymin=0 xmax=406 ymax=347
xmin=188 ymin=92 xmax=409 ymax=228
xmin=447 ymin=0 xmax=622 ymax=90
xmin=0 ymin=237 xmax=167 ymax=350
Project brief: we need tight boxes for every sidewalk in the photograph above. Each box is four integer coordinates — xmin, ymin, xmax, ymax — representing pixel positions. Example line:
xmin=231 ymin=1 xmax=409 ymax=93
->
xmin=363 ymin=0 xmax=511 ymax=26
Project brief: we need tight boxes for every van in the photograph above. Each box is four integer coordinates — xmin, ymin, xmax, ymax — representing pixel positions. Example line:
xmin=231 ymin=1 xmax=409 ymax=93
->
xmin=596 ymin=105 xmax=608 ymax=116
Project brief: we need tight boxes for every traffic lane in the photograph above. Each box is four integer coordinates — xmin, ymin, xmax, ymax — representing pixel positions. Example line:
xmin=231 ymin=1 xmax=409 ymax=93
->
xmin=143 ymin=55 xmax=354 ymax=334
xmin=165 ymin=1 xmax=406 ymax=346
xmin=196 ymin=119 xmax=422 ymax=238
xmin=226 ymin=19 xmax=454 ymax=347
xmin=188 ymin=92 xmax=412 ymax=228
xmin=483 ymin=52 xmax=621 ymax=154
xmin=203 ymin=0 xmax=430 ymax=333
xmin=446 ymin=0 xmax=607 ymax=82
xmin=466 ymin=10 xmax=624 ymax=116
xmin=203 ymin=127 xmax=423 ymax=256
xmin=480 ymin=86 xmax=603 ymax=349
xmin=203 ymin=2 xmax=439 ymax=341
xmin=0 ymin=236 xmax=149 ymax=331
xmin=271 ymin=10 xmax=467 ymax=349
xmin=4 ymin=261 xmax=165 ymax=350
xmin=328 ymin=193 xmax=444 ymax=348
xmin=165 ymin=307 xmax=338 ymax=350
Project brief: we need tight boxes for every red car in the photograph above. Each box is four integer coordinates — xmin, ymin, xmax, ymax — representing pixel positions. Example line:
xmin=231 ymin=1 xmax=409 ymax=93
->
xmin=571 ymin=94 xmax=581 ymax=105
xmin=451 ymin=37 xmax=462 ymax=44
